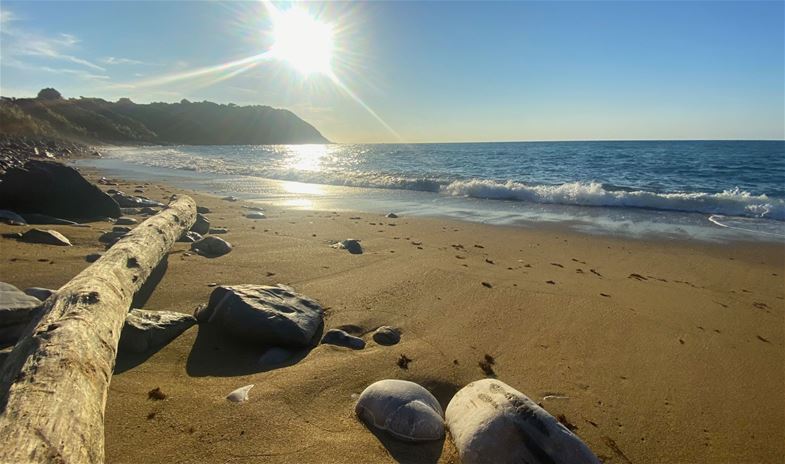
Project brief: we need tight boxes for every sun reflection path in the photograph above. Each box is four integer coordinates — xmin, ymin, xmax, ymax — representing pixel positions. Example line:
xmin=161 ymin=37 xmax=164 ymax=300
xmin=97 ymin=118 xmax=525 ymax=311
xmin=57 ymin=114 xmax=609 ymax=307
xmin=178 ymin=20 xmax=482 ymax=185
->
xmin=284 ymin=144 xmax=329 ymax=172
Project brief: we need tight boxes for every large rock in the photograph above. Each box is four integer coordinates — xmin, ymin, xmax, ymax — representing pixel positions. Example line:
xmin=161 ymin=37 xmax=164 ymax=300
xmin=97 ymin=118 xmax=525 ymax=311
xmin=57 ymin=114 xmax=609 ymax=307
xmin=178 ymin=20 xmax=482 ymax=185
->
xmin=119 ymin=309 xmax=197 ymax=353
xmin=355 ymin=379 xmax=445 ymax=442
xmin=191 ymin=236 xmax=232 ymax=257
xmin=195 ymin=284 xmax=324 ymax=347
xmin=445 ymin=379 xmax=600 ymax=464
xmin=190 ymin=213 xmax=210 ymax=234
xmin=0 ymin=282 xmax=44 ymax=347
xmin=20 ymin=228 xmax=72 ymax=246
xmin=0 ymin=160 xmax=121 ymax=218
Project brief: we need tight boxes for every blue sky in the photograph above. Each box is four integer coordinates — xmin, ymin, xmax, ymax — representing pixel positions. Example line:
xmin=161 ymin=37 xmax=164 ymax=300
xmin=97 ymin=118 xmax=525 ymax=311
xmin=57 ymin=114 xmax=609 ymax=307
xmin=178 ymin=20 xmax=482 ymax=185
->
xmin=1 ymin=1 xmax=783 ymax=143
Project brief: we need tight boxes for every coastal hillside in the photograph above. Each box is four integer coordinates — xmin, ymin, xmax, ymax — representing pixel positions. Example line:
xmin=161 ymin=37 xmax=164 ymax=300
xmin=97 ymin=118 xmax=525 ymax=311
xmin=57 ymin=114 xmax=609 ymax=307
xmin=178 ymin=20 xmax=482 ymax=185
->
xmin=0 ymin=88 xmax=329 ymax=145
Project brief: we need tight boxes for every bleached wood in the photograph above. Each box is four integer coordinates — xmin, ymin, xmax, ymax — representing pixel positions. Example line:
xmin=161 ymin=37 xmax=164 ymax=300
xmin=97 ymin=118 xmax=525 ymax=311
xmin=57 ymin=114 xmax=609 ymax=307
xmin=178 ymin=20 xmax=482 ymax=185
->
xmin=0 ymin=196 xmax=196 ymax=464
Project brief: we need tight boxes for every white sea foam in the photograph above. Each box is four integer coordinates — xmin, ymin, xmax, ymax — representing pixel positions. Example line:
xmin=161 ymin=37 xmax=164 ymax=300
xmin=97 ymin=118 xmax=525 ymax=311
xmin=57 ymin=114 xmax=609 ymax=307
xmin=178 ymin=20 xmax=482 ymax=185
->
xmin=441 ymin=180 xmax=785 ymax=220
xmin=102 ymin=146 xmax=785 ymax=221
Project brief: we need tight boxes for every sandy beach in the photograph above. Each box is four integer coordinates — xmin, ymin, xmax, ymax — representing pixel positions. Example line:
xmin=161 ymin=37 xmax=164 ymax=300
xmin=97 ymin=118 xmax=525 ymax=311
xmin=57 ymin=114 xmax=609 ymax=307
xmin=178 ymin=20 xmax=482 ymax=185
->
xmin=0 ymin=172 xmax=782 ymax=463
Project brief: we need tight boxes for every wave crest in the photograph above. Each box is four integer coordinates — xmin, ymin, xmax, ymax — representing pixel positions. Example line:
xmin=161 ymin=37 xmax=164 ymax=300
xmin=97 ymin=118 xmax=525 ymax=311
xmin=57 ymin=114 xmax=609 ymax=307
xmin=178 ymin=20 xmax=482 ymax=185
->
xmin=441 ymin=180 xmax=785 ymax=220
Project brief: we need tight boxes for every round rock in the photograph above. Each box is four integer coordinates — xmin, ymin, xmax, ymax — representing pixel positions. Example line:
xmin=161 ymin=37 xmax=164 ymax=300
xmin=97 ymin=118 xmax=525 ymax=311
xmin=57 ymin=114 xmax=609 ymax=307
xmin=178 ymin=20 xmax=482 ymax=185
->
xmin=445 ymin=379 xmax=600 ymax=464
xmin=190 ymin=213 xmax=210 ymax=235
xmin=333 ymin=239 xmax=362 ymax=254
xmin=321 ymin=329 xmax=365 ymax=350
xmin=191 ymin=236 xmax=232 ymax=257
xmin=372 ymin=326 xmax=401 ymax=346
xmin=355 ymin=379 xmax=444 ymax=442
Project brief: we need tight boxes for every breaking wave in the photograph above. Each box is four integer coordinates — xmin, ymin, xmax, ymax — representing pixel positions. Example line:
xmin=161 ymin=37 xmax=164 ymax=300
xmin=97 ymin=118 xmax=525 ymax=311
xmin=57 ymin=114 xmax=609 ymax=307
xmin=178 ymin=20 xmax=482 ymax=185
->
xmin=101 ymin=145 xmax=785 ymax=221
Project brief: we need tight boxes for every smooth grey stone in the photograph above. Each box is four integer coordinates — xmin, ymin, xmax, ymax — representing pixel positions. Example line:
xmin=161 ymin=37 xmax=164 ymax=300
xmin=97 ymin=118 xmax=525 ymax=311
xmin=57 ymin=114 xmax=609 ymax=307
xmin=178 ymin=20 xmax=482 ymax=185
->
xmin=119 ymin=309 xmax=197 ymax=354
xmin=355 ymin=379 xmax=444 ymax=442
xmin=196 ymin=206 xmax=211 ymax=214
xmin=195 ymin=284 xmax=323 ymax=347
xmin=112 ymin=226 xmax=132 ymax=233
xmin=190 ymin=213 xmax=210 ymax=235
xmin=445 ymin=379 xmax=600 ymax=464
xmin=332 ymin=239 xmax=362 ymax=254
xmin=121 ymin=207 xmax=142 ymax=215
xmin=0 ymin=282 xmax=44 ymax=346
xmin=178 ymin=231 xmax=203 ymax=243
xmin=321 ymin=329 xmax=365 ymax=349
xmin=115 ymin=216 xmax=138 ymax=225
xmin=0 ymin=210 xmax=27 ymax=225
xmin=24 ymin=287 xmax=55 ymax=301
xmin=85 ymin=252 xmax=102 ymax=263
xmin=372 ymin=326 xmax=401 ymax=346
xmin=222 ymin=196 xmax=238 ymax=202
xmin=246 ymin=212 xmax=266 ymax=219
xmin=191 ymin=236 xmax=232 ymax=257
xmin=208 ymin=227 xmax=228 ymax=234
xmin=385 ymin=213 xmax=399 ymax=218
xmin=139 ymin=206 xmax=158 ymax=215
xmin=20 ymin=228 xmax=72 ymax=246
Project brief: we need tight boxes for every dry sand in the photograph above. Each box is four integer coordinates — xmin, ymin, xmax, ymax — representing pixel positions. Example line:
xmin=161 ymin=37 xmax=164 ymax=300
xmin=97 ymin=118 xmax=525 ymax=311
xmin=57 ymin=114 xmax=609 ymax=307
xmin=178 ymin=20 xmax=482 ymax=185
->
xmin=1 ymin=176 xmax=783 ymax=463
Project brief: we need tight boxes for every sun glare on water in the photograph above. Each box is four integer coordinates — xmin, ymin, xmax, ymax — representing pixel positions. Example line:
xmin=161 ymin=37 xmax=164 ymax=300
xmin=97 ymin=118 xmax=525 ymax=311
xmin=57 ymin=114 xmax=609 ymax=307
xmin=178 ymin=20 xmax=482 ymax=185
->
xmin=270 ymin=8 xmax=334 ymax=75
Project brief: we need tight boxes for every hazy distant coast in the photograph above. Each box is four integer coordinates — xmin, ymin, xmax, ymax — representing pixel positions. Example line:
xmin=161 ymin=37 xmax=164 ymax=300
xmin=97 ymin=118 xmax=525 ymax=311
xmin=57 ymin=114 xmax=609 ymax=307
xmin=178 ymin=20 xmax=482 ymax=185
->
xmin=0 ymin=88 xmax=329 ymax=146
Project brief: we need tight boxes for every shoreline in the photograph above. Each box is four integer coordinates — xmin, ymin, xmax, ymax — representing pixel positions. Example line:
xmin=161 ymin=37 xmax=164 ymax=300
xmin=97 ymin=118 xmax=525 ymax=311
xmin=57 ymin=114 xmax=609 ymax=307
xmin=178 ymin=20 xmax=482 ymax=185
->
xmin=1 ymin=168 xmax=782 ymax=462
xmin=73 ymin=157 xmax=785 ymax=245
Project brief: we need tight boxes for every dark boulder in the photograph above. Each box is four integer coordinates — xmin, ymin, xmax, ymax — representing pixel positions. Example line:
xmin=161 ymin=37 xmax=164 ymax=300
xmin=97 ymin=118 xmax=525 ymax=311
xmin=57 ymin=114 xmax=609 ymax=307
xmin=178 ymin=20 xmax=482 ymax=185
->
xmin=195 ymin=284 xmax=324 ymax=347
xmin=0 ymin=160 xmax=120 ymax=218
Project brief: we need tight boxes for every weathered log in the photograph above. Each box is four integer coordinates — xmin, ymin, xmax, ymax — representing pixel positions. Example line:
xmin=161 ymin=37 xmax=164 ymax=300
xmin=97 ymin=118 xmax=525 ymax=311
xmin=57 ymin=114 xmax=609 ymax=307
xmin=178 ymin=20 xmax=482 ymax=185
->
xmin=0 ymin=195 xmax=196 ymax=464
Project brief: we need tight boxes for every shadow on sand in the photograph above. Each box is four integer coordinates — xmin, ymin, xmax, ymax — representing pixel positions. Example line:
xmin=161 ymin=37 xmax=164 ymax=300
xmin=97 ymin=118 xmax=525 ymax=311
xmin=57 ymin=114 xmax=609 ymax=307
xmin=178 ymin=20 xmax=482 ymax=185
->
xmin=185 ymin=322 xmax=323 ymax=377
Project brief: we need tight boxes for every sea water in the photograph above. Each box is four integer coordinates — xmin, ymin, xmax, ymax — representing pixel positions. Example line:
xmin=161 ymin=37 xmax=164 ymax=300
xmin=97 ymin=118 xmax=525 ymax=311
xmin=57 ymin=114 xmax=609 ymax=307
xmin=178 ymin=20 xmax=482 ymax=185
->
xmin=75 ymin=140 xmax=785 ymax=242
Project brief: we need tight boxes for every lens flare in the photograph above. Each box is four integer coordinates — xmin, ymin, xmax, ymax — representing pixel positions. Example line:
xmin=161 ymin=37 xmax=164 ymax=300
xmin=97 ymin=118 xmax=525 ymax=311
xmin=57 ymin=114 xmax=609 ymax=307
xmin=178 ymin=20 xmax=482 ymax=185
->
xmin=270 ymin=8 xmax=334 ymax=75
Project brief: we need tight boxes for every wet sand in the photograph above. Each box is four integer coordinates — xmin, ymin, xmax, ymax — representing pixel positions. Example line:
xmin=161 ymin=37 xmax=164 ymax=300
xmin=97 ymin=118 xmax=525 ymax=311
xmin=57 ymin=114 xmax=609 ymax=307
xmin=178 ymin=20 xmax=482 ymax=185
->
xmin=1 ymin=176 xmax=783 ymax=463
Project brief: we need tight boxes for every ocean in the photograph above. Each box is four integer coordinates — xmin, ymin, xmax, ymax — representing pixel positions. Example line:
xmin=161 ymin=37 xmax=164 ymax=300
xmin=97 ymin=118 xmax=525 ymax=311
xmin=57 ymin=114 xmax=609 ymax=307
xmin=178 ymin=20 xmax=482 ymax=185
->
xmin=75 ymin=140 xmax=785 ymax=242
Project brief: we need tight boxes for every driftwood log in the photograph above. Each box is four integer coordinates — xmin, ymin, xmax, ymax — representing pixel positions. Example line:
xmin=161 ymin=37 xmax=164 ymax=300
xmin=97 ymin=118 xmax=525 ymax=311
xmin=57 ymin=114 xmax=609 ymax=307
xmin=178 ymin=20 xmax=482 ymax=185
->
xmin=0 ymin=195 xmax=197 ymax=463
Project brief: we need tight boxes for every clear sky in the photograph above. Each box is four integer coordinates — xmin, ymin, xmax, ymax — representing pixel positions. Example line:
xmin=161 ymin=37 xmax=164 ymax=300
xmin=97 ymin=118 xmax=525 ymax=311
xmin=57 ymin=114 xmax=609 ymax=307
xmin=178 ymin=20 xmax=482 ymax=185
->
xmin=1 ymin=1 xmax=783 ymax=143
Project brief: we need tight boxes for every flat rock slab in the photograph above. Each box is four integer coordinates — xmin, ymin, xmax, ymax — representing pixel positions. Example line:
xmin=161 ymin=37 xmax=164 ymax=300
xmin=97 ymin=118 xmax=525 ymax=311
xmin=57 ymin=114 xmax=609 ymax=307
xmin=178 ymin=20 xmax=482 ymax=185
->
xmin=332 ymin=239 xmax=363 ymax=254
xmin=0 ymin=210 xmax=27 ymax=225
xmin=112 ymin=192 xmax=164 ymax=208
xmin=321 ymin=329 xmax=365 ymax=349
xmin=191 ymin=236 xmax=232 ymax=257
xmin=119 ymin=309 xmax=197 ymax=353
xmin=0 ymin=160 xmax=121 ymax=218
xmin=209 ymin=227 xmax=228 ymax=234
xmin=246 ymin=212 xmax=266 ymax=219
xmin=445 ymin=379 xmax=600 ymax=464
xmin=0 ymin=282 xmax=43 ymax=346
xmin=195 ymin=284 xmax=324 ymax=347
xmin=355 ymin=379 xmax=445 ymax=442
xmin=20 ymin=228 xmax=72 ymax=246
xmin=115 ymin=217 xmax=138 ymax=225
xmin=23 ymin=287 xmax=55 ymax=301
xmin=372 ymin=326 xmax=401 ymax=345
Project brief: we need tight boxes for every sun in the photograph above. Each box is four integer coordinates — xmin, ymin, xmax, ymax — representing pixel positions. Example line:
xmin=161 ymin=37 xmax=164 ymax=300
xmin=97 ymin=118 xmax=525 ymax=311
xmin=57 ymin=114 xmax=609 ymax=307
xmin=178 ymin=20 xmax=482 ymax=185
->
xmin=270 ymin=8 xmax=334 ymax=76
